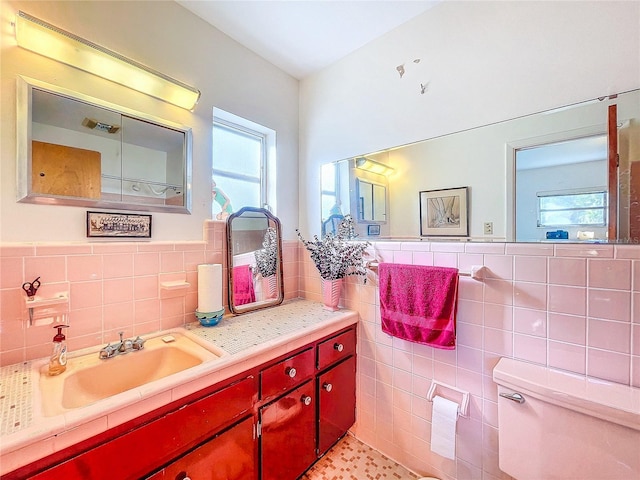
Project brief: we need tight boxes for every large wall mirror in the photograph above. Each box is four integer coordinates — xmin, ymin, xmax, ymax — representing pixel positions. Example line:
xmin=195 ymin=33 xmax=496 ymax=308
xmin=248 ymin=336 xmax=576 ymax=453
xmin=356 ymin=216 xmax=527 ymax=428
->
xmin=321 ymin=88 xmax=640 ymax=243
xmin=227 ymin=207 xmax=284 ymax=314
xmin=17 ymin=76 xmax=192 ymax=213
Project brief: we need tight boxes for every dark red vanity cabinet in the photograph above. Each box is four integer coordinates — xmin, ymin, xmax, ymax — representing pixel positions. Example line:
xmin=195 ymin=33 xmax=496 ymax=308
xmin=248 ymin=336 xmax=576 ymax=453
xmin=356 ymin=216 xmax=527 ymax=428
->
xmin=147 ymin=416 xmax=256 ymax=480
xmin=7 ymin=323 xmax=358 ymax=480
xmin=259 ymin=380 xmax=317 ymax=480
xmin=25 ymin=375 xmax=257 ymax=480
xmin=318 ymin=355 xmax=356 ymax=454
xmin=316 ymin=329 xmax=357 ymax=454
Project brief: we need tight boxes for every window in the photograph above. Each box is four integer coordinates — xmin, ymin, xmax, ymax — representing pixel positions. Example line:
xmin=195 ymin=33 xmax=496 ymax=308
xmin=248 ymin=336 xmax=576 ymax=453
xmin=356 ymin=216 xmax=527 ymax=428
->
xmin=212 ymin=109 xmax=275 ymax=216
xmin=537 ymin=190 xmax=607 ymax=227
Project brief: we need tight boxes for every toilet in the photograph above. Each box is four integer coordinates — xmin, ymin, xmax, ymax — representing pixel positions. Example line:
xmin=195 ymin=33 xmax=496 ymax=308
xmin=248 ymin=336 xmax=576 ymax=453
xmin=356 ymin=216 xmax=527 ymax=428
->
xmin=493 ymin=358 xmax=640 ymax=480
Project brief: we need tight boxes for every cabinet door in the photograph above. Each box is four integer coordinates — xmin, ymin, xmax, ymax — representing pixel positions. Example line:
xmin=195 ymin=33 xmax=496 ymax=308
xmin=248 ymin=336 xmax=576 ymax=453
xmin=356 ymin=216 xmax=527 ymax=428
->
xmin=318 ymin=355 xmax=356 ymax=454
xmin=260 ymin=380 xmax=316 ymax=480
xmin=149 ymin=416 xmax=256 ymax=480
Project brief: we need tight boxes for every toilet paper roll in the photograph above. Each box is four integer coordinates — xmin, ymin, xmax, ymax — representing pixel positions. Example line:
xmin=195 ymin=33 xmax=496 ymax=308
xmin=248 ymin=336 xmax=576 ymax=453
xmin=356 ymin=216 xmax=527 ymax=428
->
xmin=430 ymin=395 xmax=459 ymax=460
xmin=197 ymin=264 xmax=222 ymax=313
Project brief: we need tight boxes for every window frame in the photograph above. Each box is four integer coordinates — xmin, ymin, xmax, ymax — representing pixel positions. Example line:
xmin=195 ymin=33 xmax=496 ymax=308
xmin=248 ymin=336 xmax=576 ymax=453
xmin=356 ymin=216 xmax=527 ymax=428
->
xmin=212 ymin=108 xmax=276 ymax=214
xmin=536 ymin=188 xmax=608 ymax=228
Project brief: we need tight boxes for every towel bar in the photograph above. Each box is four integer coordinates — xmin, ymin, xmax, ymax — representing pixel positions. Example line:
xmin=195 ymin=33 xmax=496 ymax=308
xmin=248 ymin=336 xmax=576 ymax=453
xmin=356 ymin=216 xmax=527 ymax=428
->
xmin=365 ymin=261 xmax=485 ymax=280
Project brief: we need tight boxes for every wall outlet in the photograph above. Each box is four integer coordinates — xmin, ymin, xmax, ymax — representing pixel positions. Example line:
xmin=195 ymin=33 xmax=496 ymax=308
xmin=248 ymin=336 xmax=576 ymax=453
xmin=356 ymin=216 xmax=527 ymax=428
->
xmin=483 ymin=222 xmax=493 ymax=235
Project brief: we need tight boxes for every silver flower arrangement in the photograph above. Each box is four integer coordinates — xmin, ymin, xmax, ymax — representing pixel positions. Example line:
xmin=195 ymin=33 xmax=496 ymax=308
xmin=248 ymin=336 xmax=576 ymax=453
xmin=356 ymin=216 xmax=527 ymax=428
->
xmin=254 ymin=227 xmax=278 ymax=278
xmin=297 ymin=215 xmax=370 ymax=281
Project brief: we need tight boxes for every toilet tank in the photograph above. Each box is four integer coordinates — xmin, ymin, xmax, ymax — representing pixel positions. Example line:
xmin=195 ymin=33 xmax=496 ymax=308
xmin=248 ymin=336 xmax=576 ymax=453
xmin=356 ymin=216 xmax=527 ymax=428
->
xmin=493 ymin=358 xmax=640 ymax=480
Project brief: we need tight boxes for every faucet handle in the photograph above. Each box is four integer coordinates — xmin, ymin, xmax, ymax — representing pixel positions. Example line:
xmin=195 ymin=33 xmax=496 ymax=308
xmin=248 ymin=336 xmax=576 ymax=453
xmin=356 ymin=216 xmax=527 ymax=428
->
xmin=132 ymin=336 xmax=145 ymax=350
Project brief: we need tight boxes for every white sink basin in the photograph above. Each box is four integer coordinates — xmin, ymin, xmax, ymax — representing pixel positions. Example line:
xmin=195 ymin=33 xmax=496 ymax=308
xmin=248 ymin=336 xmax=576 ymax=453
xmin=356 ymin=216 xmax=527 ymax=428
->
xmin=38 ymin=331 xmax=225 ymax=416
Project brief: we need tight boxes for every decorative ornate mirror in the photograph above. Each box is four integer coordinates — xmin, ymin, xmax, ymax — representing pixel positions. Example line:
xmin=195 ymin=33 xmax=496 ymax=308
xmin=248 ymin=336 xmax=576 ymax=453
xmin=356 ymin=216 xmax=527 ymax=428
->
xmin=226 ymin=207 xmax=284 ymax=314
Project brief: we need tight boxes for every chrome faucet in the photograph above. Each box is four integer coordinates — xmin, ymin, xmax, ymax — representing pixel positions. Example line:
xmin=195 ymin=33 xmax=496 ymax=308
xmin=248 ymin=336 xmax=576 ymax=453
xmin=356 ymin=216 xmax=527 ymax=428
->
xmin=99 ymin=331 xmax=145 ymax=359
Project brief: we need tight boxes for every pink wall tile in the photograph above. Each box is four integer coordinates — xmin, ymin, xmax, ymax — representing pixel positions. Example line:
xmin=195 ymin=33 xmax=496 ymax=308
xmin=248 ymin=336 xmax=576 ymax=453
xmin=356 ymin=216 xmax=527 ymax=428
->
xmin=548 ymin=312 xmax=586 ymax=344
xmin=484 ymin=328 xmax=513 ymax=356
xmin=514 ymin=334 xmax=546 ymax=364
xmin=513 ymin=281 xmax=547 ymax=311
xmin=67 ymin=255 xmax=103 ymax=281
xmin=392 ymin=250 xmax=414 ymax=264
xmin=587 ymin=348 xmax=630 ymax=384
xmin=548 ymin=341 xmax=586 ymax=374
xmin=134 ymin=252 xmax=160 ymax=276
xmin=103 ymin=254 xmax=134 ymax=279
xmin=588 ymin=259 xmax=631 ymax=290
xmin=514 ymin=255 xmax=547 ymax=283
xmin=70 ymin=281 xmax=103 ymax=310
xmin=548 ymin=257 xmax=586 ymax=286
xmin=588 ymin=319 xmax=631 ymax=353
xmin=103 ymin=278 xmax=134 ymax=304
xmin=555 ymin=244 xmax=614 ymax=258
xmin=588 ymin=289 xmax=630 ymax=322
xmin=548 ymin=285 xmax=586 ymax=316
xmin=160 ymin=251 xmax=184 ymax=273
xmin=483 ymin=303 xmax=512 ymax=331
xmin=0 ymin=256 xmax=22 ymax=290
xmin=513 ymin=307 xmax=547 ymax=337
xmin=484 ymin=280 xmax=513 ymax=306
xmin=24 ymin=256 xmax=66 ymax=284
xmin=483 ymin=255 xmax=513 ymax=280
xmin=433 ymin=252 xmax=457 ymax=268
xmin=505 ymin=243 xmax=554 ymax=256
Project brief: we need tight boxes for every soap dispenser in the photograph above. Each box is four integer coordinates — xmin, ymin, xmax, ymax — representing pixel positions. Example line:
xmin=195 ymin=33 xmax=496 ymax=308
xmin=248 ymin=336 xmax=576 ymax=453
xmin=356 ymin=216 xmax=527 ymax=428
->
xmin=49 ymin=324 xmax=69 ymax=376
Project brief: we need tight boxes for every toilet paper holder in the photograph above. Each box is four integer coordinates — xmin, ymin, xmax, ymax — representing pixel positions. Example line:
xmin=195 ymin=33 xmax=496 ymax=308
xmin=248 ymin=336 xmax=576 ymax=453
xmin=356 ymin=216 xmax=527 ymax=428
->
xmin=427 ymin=380 xmax=469 ymax=417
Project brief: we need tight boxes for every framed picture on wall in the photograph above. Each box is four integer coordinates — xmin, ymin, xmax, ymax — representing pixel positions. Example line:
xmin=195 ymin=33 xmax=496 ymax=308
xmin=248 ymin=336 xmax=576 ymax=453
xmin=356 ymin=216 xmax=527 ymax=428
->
xmin=419 ymin=187 xmax=469 ymax=237
xmin=86 ymin=211 xmax=152 ymax=238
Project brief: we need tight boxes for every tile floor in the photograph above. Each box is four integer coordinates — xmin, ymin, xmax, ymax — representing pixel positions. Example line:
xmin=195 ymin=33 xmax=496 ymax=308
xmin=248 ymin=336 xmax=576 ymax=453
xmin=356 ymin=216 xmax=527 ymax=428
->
xmin=301 ymin=434 xmax=420 ymax=480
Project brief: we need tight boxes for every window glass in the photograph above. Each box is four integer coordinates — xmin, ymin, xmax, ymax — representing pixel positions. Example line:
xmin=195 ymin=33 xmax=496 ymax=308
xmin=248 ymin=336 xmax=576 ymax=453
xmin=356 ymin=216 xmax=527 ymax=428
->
xmin=212 ymin=112 xmax=274 ymax=216
xmin=538 ymin=191 xmax=607 ymax=227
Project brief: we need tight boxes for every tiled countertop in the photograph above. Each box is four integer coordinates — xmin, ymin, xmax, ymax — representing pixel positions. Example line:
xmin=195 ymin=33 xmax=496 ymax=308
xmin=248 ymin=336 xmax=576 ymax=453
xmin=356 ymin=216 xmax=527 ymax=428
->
xmin=0 ymin=299 xmax=358 ymax=476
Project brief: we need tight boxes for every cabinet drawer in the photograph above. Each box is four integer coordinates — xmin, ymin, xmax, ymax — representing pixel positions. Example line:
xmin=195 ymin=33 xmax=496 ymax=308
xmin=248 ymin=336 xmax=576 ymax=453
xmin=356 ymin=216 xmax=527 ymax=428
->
xmin=317 ymin=327 xmax=356 ymax=371
xmin=30 ymin=375 xmax=257 ymax=480
xmin=261 ymin=348 xmax=314 ymax=399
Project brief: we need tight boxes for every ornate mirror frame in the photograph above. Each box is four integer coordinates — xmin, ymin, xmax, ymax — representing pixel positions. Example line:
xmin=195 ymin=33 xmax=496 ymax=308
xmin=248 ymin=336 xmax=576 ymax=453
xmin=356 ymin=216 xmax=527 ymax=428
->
xmin=226 ymin=207 xmax=284 ymax=314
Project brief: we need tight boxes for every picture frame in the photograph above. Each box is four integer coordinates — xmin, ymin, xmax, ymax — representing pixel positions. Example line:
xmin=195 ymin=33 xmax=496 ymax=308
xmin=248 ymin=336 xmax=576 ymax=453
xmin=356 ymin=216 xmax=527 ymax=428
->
xmin=87 ymin=211 xmax=152 ymax=238
xmin=367 ymin=224 xmax=381 ymax=236
xmin=419 ymin=187 xmax=469 ymax=237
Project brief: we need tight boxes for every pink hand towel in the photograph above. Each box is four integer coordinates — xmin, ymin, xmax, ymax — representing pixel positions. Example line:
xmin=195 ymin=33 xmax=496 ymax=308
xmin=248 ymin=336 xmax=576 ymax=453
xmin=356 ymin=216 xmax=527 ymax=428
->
xmin=233 ymin=265 xmax=256 ymax=305
xmin=379 ymin=263 xmax=459 ymax=349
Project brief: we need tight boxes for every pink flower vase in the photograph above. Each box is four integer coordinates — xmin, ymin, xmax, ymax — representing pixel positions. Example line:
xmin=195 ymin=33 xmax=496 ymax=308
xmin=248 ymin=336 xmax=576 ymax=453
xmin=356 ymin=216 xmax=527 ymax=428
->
xmin=321 ymin=278 xmax=342 ymax=311
xmin=262 ymin=274 xmax=277 ymax=299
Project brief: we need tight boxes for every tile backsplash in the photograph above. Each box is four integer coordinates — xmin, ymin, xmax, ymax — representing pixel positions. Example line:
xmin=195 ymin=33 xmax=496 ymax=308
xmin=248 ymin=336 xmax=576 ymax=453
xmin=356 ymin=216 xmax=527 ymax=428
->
xmin=0 ymin=221 xmax=300 ymax=366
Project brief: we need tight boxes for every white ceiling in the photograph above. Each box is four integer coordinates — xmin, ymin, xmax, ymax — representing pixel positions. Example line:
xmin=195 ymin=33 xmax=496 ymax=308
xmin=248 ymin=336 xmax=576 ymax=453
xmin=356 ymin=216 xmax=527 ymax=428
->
xmin=176 ymin=0 xmax=440 ymax=79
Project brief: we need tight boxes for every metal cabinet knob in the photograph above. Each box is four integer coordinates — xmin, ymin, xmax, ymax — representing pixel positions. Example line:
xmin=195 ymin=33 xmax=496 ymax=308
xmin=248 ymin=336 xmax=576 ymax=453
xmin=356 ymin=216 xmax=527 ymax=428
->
xmin=301 ymin=395 xmax=312 ymax=406
xmin=323 ymin=382 xmax=333 ymax=392
xmin=175 ymin=472 xmax=191 ymax=480
xmin=334 ymin=343 xmax=344 ymax=352
xmin=286 ymin=366 xmax=297 ymax=378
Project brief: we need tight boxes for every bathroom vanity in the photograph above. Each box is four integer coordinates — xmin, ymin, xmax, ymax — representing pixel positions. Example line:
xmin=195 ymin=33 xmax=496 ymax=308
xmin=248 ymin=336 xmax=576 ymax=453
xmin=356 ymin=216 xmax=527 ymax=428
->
xmin=0 ymin=300 xmax=357 ymax=480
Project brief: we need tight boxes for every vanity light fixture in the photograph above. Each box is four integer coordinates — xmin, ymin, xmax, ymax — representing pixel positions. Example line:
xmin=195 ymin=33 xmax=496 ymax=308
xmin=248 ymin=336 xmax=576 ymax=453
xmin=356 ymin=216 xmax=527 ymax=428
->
xmin=14 ymin=11 xmax=201 ymax=110
xmin=355 ymin=157 xmax=395 ymax=176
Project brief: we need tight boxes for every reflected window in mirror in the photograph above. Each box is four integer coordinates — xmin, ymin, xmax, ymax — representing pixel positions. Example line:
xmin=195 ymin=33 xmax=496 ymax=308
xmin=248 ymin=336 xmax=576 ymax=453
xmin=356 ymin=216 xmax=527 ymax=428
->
xmin=227 ymin=207 xmax=284 ymax=314
xmin=212 ymin=109 xmax=276 ymax=219
xmin=514 ymin=133 xmax=609 ymax=242
xmin=18 ymin=76 xmax=192 ymax=213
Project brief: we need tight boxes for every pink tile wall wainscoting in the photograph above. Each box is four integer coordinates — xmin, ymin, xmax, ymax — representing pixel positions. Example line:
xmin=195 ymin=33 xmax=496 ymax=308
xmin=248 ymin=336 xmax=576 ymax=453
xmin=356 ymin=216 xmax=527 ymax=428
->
xmin=0 ymin=221 xmax=300 ymax=366
xmin=299 ymin=240 xmax=640 ymax=480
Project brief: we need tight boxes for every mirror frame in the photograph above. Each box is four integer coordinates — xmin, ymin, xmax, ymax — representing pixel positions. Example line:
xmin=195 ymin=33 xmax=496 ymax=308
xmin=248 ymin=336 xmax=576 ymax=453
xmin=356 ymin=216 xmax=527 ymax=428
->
xmin=226 ymin=206 xmax=284 ymax=314
xmin=16 ymin=75 xmax=193 ymax=214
